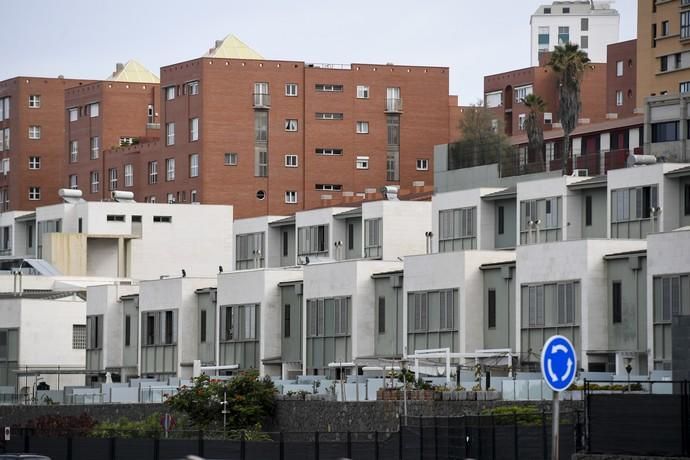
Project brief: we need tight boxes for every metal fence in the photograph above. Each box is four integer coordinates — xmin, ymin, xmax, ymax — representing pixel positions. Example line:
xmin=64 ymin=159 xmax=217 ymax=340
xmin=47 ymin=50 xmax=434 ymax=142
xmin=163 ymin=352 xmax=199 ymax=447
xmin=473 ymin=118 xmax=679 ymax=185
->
xmin=584 ymin=379 xmax=690 ymax=457
xmin=1 ymin=411 xmax=583 ymax=460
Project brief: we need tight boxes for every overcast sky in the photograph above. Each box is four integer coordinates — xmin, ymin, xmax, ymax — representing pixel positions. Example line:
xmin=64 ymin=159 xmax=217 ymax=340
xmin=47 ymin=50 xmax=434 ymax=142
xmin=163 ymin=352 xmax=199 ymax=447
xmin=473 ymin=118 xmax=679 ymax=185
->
xmin=1 ymin=0 xmax=637 ymax=102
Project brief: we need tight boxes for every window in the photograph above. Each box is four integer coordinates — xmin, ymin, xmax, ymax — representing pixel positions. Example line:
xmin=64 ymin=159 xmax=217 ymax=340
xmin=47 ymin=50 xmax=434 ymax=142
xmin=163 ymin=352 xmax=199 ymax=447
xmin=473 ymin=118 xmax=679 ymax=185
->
xmin=439 ymin=207 xmax=476 ymax=251
xmin=284 ymin=304 xmax=291 ymax=338
xmin=148 ymin=104 xmax=155 ymax=124
xmin=69 ymin=108 xmax=78 ymax=122
xmin=315 ymin=184 xmax=342 ymax=191
xmin=315 ymin=84 xmax=343 ymax=92
xmin=106 ymin=215 xmax=125 ymax=222
xmin=28 ymin=156 xmax=39 ymax=170
xmin=334 ymin=298 xmax=349 ymax=335
xmin=497 ymin=206 xmax=505 ymax=235
xmin=124 ymin=164 xmax=133 ymax=187
xmin=488 ymin=289 xmax=496 ymax=329
xmin=562 ymin=7 xmax=569 ymax=13
xmin=186 ymin=80 xmax=199 ymax=95
xmin=485 ymin=91 xmax=503 ymax=109
xmin=224 ymin=153 xmax=238 ymax=166
xmin=70 ymin=140 xmax=78 ymax=163
xmin=87 ymin=316 xmax=103 ymax=349
xmin=528 ymin=285 xmax=545 ymax=326
xmin=125 ymin=315 xmax=131 ymax=347
xmin=364 ymin=218 xmax=382 ymax=258
xmin=253 ymin=82 xmax=270 ymax=106
xmin=165 ymin=86 xmax=175 ymax=100
xmin=378 ymin=297 xmax=386 ymax=334
xmin=88 ymin=103 xmax=99 ymax=117
xmin=255 ymin=149 xmax=268 ymax=177
xmin=72 ymin=325 xmax=86 ymax=349
xmin=651 ymin=121 xmax=679 ymax=142
xmin=538 ymin=26 xmax=549 ymax=50
xmin=166 ymin=158 xmax=175 ymax=181
xmin=285 ymin=154 xmax=298 ymax=167
xmin=166 ymin=122 xmax=175 ymax=145
xmin=285 ymin=119 xmax=298 ymax=131
xmin=612 ymin=281 xmax=622 ymax=324
xmin=518 ymin=113 xmax=526 ymax=130
xmin=581 ymin=18 xmax=588 ymax=31
xmin=683 ymin=11 xmax=690 ymax=39
xmin=255 ymin=111 xmax=268 ymax=142
xmin=544 ymin=7 xmax=551 ymax=13
xmin=28 ymin=95 xmax=40 ymax=108
xmin=585 ymin=195 xmax=592 ymax=226
xmin=557 ymin=282 xmax=576 ymax=325
xmin=616 ymin=90 xmax=623 ymax=107
xmin=90 ymin=136 xmax=99 ymax=159
xmin=282 ymin=231 xmax=289 ymax=257
xmin=416 ymin=159 xmax=429 ymax=171
xmin=222 ymin=304 xmax=257 ymax=341
xmin=681 ymin=81 xmax=690 ymax=93
xmin=167 ymin=192 xmax=175 ymax=203
xmin=285 ymin=191 xmax=297 ymax=204
xmin=0 ymin=158 xmax=8 ymax=175
xmin=611 ymin=185 xmax=658 ymax=222
xmin=90 ymin=171 xmax=99 ymax=193
xmin=356 ymin=85 xmax=369 ymax=99
xmin=189 ymin=117 xmax=199 ymax=141
xmin=28 ymin=126 xmax=40 ymax=139
xmin=235 ymin=232 xmax=265 ymax=269
xmin=356 ymin=121 xmax=369 ymax=134
xmin=153 ymin=215 xmax=172 ymax=223
xmin=685 ymin=184 xmax=690 ymax=215
xmin=191 ymin=190 xmax=198 ymax=203
xmin=558 ymin=26 xmax=569 ymax=45
xmin=298 ymin=224 xmax=329 ymax=256
xmin=514 ymin=85 xmax=533 ymax=102
xmin=148 ymin=161 xmax=158 ymax=184
xmin=356 ymin=156 xmax=369 ymax=169
xmin=69 ymin=175 xmax=78 ymax=189
xmin=0 ymin=97 xmax=8 ymax=120
xmin=28 ymin=187 xmax=40 ymax=200
xmin=657 ymin=276 xmax=682 ymax=321
xmin=662 ymin=20 xmax=670 ymax=36
xmin=109 ymin=168 xmax=117 ymax=190
xmin=387 ymin=150 xmax=400 ymax=182
xmin=285 ymin=83 xmax=298 ymax=96
xmin=119 ymin=137 xmax=136 ymax=146
xmin=3 ymin=128 xmax=8 ymax=150
xmin=315 ymin=148 xmax=343 ymax=156
xmin=580 ymin=35 xmax=588 ymax=49
xmin=661 ymin=55 xmax=668 ymax=72
xmin=164 ymin=311 xmax=174 ymax=344
xmin=189 ymin=153 xmax=199 ymax=177
xmin=316 ymin=112 xmax=343 ymax=120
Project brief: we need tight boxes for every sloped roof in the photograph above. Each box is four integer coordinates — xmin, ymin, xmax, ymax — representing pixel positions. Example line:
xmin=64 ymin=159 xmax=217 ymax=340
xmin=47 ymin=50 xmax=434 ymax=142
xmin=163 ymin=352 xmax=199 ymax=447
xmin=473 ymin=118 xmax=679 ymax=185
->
xmin=107 ymin=60 xmax=160 ymax=84
xmin=204 ymin=34 xmax=264 ymax=60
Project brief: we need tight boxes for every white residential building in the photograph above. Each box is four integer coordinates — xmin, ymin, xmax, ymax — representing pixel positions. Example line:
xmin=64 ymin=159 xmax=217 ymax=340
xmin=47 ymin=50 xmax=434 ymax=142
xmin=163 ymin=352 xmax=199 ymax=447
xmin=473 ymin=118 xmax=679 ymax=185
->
xmin=530 ymin=1 xmax=620 ymax=65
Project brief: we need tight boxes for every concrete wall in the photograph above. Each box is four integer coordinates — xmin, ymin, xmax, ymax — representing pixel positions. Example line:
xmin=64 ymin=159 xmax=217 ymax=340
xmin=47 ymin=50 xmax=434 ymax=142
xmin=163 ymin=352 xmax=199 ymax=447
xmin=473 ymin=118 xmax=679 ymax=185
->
xmin=482 ymin=265 xmax=516 ymax=351
xmin=374 ymin=274 xmax=404 ymax=357
xmin=362 ymin=201 xmax=431 ymax=260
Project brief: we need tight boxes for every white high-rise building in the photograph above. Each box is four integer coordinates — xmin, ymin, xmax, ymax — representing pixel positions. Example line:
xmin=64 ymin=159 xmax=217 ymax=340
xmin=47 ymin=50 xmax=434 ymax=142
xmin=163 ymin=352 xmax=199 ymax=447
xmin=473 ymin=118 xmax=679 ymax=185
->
xmin=530 ymin=1 xmax=620 ymax=65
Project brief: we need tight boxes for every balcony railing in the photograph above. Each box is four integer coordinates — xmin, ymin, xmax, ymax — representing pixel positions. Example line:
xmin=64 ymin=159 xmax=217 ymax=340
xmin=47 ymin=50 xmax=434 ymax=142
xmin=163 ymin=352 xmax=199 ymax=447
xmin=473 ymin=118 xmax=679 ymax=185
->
xmin=253 ymin=93 xmax=271 ymax=108
xmin=385 ymin=98 xmax=403 ymax=113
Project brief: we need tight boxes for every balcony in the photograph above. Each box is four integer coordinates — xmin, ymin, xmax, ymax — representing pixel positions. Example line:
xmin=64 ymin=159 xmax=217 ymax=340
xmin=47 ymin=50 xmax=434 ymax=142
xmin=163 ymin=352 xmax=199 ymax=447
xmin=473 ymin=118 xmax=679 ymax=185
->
xmin=253 ymin=93 xmax=271 ymax=109
xmin=385 ymin=98 xmax=403 ymax=113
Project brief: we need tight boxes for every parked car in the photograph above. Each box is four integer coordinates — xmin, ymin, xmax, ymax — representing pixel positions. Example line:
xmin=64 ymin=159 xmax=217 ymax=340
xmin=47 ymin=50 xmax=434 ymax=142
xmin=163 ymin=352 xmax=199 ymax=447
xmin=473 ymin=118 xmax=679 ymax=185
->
xmin=0 ymin=455 xmax=51 ymax=459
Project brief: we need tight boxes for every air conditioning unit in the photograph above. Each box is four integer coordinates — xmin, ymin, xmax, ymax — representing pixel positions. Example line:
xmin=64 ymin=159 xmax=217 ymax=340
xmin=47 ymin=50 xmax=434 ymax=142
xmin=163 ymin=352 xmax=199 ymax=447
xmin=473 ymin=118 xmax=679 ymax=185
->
xmin=571 ymin=169 xmax=588 ymax=177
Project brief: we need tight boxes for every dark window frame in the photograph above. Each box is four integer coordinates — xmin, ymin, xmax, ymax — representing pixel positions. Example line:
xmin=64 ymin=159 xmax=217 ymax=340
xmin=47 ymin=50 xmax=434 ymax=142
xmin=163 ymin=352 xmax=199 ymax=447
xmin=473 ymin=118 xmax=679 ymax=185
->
xmin=612 ymin=281 xmax=622 ymax=324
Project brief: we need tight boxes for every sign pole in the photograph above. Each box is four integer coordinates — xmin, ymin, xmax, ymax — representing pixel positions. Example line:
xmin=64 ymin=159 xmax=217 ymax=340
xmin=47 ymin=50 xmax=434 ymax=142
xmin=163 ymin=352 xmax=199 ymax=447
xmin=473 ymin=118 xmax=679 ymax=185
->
xmin=551 ymin=390 xmax=559 ymax=460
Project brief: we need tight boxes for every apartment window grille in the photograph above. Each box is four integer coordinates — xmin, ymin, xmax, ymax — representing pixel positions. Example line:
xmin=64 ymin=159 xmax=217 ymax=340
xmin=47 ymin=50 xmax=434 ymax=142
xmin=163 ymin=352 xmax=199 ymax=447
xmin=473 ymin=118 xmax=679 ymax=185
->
xmin=72 ymin=325 xmax=86 ymax=349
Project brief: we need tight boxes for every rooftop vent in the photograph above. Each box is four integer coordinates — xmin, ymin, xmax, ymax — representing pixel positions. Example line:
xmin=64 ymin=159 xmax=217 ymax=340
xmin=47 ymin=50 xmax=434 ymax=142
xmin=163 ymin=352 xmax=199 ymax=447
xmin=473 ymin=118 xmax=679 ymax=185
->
xmin=111 ymin=190 xmax=136 ymax=203
xmin=626 ymin=154 xmax=657 ymax=168
xmin=58 ymin=189 xmax=85 ymax=204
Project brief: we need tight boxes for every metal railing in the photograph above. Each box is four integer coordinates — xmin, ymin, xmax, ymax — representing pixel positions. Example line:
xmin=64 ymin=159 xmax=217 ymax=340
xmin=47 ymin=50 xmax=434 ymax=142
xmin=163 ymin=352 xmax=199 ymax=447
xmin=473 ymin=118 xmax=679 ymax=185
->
xmin=252 ymin=93 xmax=271 ymax=108
xmin=385 ymin=98 xmax=403 ymax=113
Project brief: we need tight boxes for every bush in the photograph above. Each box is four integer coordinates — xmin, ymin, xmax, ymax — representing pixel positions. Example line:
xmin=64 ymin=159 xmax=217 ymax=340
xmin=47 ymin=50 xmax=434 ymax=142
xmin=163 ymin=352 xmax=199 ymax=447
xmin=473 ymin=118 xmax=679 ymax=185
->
xmin=164 ymin=371 xmax=276 ymax=430
xmin=91 ymin=414 xmax=163 ymax=439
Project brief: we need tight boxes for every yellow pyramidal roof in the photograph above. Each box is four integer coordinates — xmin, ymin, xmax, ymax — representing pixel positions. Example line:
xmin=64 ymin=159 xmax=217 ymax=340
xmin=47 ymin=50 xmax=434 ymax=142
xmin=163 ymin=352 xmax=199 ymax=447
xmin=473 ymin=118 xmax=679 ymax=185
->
xmin=204 ymin=34 xmax=264 ymax=60
xmin=107 ymin=60 xmax=160 ymax=84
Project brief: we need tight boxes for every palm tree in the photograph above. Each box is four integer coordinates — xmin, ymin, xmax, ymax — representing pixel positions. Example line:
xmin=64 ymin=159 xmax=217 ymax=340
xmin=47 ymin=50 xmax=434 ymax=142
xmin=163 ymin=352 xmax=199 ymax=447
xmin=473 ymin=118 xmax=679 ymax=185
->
xmin=548 ymin=43 xmax=590 ymax=174
xmin=522 ymin=94 xmax=546 ymax=170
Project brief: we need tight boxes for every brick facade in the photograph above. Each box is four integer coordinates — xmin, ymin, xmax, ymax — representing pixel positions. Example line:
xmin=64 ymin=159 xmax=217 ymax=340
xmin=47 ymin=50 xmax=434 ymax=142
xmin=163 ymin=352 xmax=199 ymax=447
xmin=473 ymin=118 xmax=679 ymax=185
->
xmin=606 ymin=39 xmax=637 ymax=118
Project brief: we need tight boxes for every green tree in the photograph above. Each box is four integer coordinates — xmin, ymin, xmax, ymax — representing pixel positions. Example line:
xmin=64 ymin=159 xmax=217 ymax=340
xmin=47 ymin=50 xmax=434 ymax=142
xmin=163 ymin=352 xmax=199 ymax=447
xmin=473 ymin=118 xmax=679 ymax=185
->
xmin=548 ymin=43 xmax=590 ymax=173
xmin=449 ymin=102 xmax=513 ymax=171
xmin=164 ymin=371 xmax=276 ymax=430
xmin=522 ymin=94 xmax=547 ymax=169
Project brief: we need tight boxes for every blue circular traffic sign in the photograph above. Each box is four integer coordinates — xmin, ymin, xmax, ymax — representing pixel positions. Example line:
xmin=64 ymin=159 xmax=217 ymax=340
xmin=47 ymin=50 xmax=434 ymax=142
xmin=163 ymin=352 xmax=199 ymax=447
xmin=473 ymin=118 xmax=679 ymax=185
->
xmin=541 ymin=335 xmax=577 ymax=392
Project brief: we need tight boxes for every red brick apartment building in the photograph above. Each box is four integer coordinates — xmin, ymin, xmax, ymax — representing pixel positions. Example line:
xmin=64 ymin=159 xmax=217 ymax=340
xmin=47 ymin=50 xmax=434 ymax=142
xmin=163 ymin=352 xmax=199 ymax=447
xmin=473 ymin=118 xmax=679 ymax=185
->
xmin=484 ymin=55 xmax=607 ymax=137
xmin=100 ymin=36 xmax=461 ymax=218
xmin=64 ymin=60 xmax=160 ymax=200
xmin=0 ymin=76 xmax=91 ymax=210
xmin=606 ymin=39 xmax=637 ymax=118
